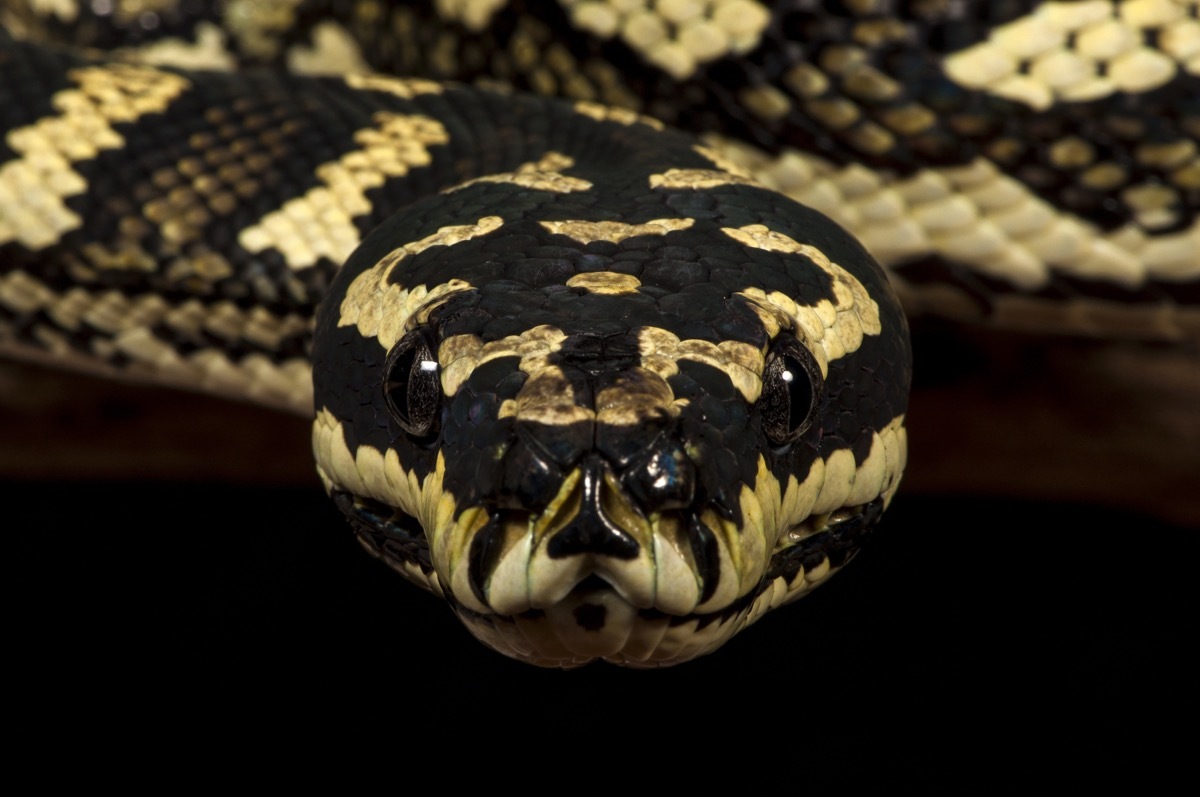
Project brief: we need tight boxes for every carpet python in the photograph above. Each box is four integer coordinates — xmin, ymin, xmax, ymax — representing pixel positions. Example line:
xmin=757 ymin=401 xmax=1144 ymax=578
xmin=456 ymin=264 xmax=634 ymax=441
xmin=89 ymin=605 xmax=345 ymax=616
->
xmin=0 ymin=1 xmax=1196 ymax=667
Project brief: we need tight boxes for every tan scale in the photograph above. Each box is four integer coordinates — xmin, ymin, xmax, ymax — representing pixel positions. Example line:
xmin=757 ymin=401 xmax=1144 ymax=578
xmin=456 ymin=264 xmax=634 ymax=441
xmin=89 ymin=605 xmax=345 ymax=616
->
xmin=0 ymin=269 xmax=313 ymax=412
xmin=285 ymin=21 xmax=373 ymax=75
xmin=0 ymin=63 xmax=189 ymax=249
xmin=105 ymin=0 xmax=184 ymax=25
xmin=114 ymin=21 xmax=238 ymax=71
xmin=560 ymin=0 xmax=771 ymax=80
xmin=220 ymin=0 xmax=306 ymax=61
xmin=739 ymin=84 xmax=793 ymax=123
xmin=700 ymin=134 xmax=1200 ymax=337
xmin=438 ymin=325 xmax=688 ymax=429
xmin=943 ymin=1 xmax=1197 ymax=110
xmin=435 ymin=0 xmax=512 ymax=32
xmin=16 ymin=0 xmax=78 ymax=23
xmin=238 ymin=111 xmax=451 ymax=272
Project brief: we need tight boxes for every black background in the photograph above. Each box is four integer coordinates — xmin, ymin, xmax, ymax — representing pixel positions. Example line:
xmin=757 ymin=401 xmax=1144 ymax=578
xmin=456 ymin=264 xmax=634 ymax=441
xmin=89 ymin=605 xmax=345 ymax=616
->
xmin=9 ymin=480 xmax=1193 ymax=782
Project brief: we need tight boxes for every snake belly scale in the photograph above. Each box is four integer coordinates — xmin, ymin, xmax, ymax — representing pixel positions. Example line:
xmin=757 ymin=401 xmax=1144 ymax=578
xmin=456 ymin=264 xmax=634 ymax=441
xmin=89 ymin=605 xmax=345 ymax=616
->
xmin=1 ymin=1 xmax=1194 ymax=667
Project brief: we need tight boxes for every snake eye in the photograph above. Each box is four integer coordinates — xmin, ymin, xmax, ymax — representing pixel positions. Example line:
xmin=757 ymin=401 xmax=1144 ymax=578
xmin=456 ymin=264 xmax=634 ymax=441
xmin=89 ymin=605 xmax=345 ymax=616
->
xmin=761 ymin=335 xmax=823 ymax=446
xmin=383 ymin=329 xmax=441 ymax=437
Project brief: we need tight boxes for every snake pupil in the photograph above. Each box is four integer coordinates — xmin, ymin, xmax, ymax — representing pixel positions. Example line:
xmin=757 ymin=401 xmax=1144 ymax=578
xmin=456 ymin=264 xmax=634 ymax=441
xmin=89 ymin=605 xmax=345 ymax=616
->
xmin=762 ymin=337 xmax=822 ymax=446
xmin=383 ymin=331 xmax=441 ymax=438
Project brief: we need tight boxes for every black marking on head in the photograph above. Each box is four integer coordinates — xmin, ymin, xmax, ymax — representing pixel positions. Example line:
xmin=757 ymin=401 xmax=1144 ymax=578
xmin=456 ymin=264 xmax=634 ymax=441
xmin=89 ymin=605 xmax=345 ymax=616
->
xmin=552 ymin=331 xmax=641 ymax=376
xmin=500 ymin=431 xmax=566 ymax=510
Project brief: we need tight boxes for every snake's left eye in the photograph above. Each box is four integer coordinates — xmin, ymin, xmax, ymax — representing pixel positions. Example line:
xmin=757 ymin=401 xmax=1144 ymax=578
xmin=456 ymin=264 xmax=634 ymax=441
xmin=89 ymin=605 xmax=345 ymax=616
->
xmin=383 ymin=329 xmax=441 ymax=437
xmin=761 ymin=335 xmax=823 ymax=446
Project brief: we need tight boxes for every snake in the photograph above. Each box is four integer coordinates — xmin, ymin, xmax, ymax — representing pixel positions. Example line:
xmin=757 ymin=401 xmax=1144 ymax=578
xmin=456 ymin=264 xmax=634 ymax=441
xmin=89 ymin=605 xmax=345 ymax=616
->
xmin=0 ymin=1 xmax=1196 ymax=668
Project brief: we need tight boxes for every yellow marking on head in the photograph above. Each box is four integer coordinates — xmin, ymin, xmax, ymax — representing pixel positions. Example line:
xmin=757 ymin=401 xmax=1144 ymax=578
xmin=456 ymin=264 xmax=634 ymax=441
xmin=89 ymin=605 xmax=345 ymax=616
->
xmin=440 ymin=326 xmax=593 ymax=425
xmin=238 ymin=112 xmax=450 ymax=270
xmin=439 ymin=325 xmax=566 ymax=395
xmin=573 ymin=101 xmax=666 ymax=130
xmin=564 ymin=271 xmax=642 ymax=294
xmin=723 ymin=224 xmax=881 ymax=368
xmin=637 ymin=327 xmax=765 ymax=403
xmin=649 ymin=168 xmax=760 ymax=190
xmin=450 ymin=151 xmax=593 ymax=194
xmin=344 ymin=73 xmax=447 ymax=98
xmin=594 ymin=368 xmax=679 ymax=426
xmin=501 ymin=367 xmax=595 ymax=425
xmin=337 ymin=216 xmax=503 ymax=350
xmin=539 ymin=217 xmax=693 ymax=243
xmin=0 ymin=64 xmax=189 ymax=249
xmin=691 ymin=143 xmax=758 ymax=180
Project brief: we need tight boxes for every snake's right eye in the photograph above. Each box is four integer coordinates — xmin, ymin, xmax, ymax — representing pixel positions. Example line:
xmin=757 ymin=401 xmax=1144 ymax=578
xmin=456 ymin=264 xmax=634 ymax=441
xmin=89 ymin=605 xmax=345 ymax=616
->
xmin=761 ymin=335 xmax=824 ymax=447
xmin=383 ymin=329 xmax=441 ymax=437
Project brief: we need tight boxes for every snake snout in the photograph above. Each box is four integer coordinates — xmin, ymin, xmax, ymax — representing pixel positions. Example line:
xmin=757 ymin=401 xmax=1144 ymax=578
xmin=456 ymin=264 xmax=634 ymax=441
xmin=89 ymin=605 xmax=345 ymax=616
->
xmin=468 ymin=432 xmax=723 ymax=614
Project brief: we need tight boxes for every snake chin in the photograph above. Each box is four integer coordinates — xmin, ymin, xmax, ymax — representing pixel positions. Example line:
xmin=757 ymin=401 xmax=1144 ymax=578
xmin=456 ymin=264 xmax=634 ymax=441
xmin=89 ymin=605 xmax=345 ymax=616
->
xmin=332 ymin=488 xmax=884 ymax=668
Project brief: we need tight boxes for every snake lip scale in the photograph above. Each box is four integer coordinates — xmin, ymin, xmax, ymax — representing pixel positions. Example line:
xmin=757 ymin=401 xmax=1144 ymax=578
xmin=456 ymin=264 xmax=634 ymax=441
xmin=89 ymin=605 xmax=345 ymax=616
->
xmin=3 ymin=0 xmax=1196 ymax=667
xmin=338 ymin=483 xmax=883 ymax=666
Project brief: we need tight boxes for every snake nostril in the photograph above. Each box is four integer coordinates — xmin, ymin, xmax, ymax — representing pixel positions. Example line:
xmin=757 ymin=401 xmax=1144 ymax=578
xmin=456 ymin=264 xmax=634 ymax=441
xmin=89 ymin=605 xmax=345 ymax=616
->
xmin=623 ymin=443 xmax=696 ymax=513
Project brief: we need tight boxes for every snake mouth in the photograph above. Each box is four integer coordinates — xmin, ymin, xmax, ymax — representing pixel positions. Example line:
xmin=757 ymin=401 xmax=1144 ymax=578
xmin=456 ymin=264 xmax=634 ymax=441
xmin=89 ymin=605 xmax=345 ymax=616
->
xmin=333 ymin=491 xmax=440 ymax=593
xmin=333 ymin=489 xmax=884 ymax=666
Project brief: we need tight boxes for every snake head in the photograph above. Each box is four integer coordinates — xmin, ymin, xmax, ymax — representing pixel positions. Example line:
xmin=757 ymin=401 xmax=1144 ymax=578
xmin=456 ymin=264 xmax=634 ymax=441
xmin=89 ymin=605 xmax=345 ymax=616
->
xmin=311 ymin=190 xmax=910 ymax=668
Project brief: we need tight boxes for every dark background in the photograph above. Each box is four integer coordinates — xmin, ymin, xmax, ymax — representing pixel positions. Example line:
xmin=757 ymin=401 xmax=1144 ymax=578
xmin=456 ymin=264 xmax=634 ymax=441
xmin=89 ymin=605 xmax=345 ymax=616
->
xmin=4 ymin=327 xmax=1196 ymax=781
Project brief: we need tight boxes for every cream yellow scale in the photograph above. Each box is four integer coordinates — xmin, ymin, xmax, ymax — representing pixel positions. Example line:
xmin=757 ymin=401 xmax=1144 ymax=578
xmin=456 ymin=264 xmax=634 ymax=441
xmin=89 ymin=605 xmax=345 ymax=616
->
xmin=12 ymin=2 xmax=1193 ymax=339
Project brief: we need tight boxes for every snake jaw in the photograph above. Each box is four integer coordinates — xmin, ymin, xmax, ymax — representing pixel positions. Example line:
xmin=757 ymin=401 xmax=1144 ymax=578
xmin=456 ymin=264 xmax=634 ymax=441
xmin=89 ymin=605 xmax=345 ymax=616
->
xmin=325 ymin=439 xmax=893 ymax=668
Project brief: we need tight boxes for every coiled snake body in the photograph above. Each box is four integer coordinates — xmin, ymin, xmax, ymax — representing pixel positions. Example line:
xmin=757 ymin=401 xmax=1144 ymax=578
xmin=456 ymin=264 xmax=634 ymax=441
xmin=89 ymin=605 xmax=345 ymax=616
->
xmin=1 ymin=1 xmax=1196 ymax=667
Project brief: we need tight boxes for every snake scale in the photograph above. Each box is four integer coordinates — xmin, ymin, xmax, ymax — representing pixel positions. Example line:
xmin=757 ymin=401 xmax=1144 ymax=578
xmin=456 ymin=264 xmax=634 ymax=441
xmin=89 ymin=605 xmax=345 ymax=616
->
xmin=1 ymin=1 xmax=1197 ymax=668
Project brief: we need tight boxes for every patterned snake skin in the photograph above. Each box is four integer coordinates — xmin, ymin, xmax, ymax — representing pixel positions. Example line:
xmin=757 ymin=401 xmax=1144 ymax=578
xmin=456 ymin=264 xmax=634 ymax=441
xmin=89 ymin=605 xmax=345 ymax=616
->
xmin=0 ymin=1 xmax=1197 ymax=667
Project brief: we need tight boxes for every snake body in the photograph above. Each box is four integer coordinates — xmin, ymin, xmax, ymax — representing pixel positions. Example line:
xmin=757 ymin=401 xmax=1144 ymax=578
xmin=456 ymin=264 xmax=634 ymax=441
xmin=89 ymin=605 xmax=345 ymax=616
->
xmin=1 ymin=1 xmax=1196 ymax=667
